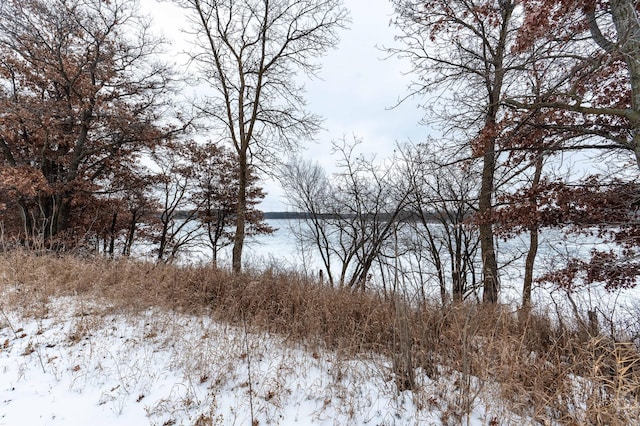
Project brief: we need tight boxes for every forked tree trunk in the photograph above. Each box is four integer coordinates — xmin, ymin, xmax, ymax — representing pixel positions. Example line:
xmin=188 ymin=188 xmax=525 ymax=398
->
xmin=589 ymin=0 xmax=640 ymax=171
xmin=612 ymin=0 xmax=640 ymax=172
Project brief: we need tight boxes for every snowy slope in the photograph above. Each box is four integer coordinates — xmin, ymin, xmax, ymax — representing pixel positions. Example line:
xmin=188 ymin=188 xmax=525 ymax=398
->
xmin=0 ymin=295 xmax=501 ymax=426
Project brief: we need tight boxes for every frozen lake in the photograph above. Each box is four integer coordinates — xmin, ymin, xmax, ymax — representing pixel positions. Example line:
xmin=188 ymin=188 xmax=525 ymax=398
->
xmin=140 ymin=218 xmax=639 ymax=328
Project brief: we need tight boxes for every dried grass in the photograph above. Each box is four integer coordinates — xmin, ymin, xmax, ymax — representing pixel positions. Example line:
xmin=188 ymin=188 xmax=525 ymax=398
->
xmin=1 ymin=250 xmax=640 ymax=424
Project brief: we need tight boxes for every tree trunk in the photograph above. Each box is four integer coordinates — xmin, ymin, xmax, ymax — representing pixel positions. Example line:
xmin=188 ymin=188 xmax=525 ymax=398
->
xmin=452 ymin=228 xmax=464 ymax=303
xmin=39 ymin=192 xmax=66 ymax=244
xmin=479 ymin=139 xmax=498 ymax=304
xmin=611 ymin=0 xmax=640 ymax=171
xmin=17 ymin=200 xmax=34 ymax=242
xmin=108 ymin=211 xmax=117 ymax=257
xmin=522 ymin=228 xmax=538 ymax=308
xmin=123 ymin=210 xmax=138 ymax=257
xmin=480 ymin=1 xmax=514 ymax=304
xmin=590 ymin=0 xmax=640 ymax=170
xmin=42 ymin=190 xmax=72 ymax=245
xmin=232 ymin=150 xmax=248 ymax=273
xmin=157 ymin=213 xmax=169 ymax=261
xmin=522 ymin=156 xmax=543 ymax=309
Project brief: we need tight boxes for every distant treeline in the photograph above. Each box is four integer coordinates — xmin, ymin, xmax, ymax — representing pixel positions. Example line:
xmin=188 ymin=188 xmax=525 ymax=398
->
xmin=263 ymin=211 xmax=446 ymax=222
xmin=167 ymin=210 xmax=447 ymax=222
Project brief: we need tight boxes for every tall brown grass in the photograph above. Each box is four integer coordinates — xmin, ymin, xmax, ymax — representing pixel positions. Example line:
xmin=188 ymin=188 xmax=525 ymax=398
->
xmin=1 ymin=250 xmax=639 ymax=424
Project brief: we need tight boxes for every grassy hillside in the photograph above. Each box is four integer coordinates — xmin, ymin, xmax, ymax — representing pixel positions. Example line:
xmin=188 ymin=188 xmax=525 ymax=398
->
xmin=1 ymin=251 xmax=639 ymax=425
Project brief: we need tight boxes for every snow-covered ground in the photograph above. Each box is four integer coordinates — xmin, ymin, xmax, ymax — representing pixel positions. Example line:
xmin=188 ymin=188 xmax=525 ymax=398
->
xmin=1 ymin=294 xmax=506 ymax=426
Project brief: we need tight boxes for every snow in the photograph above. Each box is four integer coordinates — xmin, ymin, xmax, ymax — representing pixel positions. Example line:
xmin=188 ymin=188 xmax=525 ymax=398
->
xmin=0 ymin=295 xmax=497 ymax=425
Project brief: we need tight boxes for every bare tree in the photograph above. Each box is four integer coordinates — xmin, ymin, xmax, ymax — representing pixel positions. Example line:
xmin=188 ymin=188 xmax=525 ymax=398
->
xmin=120 ymin=174 xmax=160 ymax=257
xmin=391 ymin=0 xmax=525 ymax=303
xmin=150 ymin=142 xmax=202 ymax=263
xmin=280 ymin=156 xmax=335 ymax=279
xmin=398 ymin=143 xmax=481 ymax=305
xmin=282 ymin=138 xmax=410 ymax=290
xmin=173 ymin=0 xmax=348 ymax=272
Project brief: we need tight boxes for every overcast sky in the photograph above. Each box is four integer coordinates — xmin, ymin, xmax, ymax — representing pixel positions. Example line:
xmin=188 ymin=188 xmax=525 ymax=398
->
xmin=141 ymin=0 xmax=428 ymax=211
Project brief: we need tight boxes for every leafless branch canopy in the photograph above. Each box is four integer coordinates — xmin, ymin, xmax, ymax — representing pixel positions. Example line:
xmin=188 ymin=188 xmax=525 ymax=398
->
xmin=176 ymin=0 xmax=348 ymax=158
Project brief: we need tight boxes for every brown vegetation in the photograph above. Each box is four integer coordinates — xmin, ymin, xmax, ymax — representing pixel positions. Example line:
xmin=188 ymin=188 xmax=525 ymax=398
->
xmin=1 ymin=251 xmax=639 ymax=424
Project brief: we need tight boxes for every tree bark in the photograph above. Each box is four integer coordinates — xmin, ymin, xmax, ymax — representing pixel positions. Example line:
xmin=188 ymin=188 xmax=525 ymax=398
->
xmin=479 ymin=139 xmax=498 ymax=303
xmin=589 ymin=0 xmax=640 ymax=171
xmin=232 ymin=150 xmax=248 ymax=273
xmin=611 ymin=0 xmax=640 ymax=171
xmin=123 ymin=211 xmax=137 ymax=257
xmin=522 ymin=156 xmax=543 ymax=309
xmin=480 ymin=1 xmax=515 ymax=304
